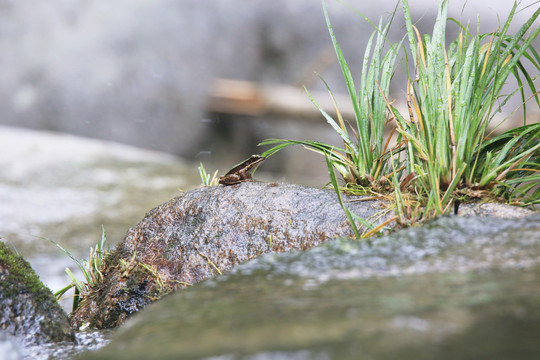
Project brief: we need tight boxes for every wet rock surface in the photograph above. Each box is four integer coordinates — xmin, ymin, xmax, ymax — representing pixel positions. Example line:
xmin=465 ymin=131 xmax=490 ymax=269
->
xmin=71 ymin=181 xmax=394 ymax=329
xmin=80 ymin=213 xmax=540 ymax=360
xmin=0 ymin=242 xmax=75 ymax=346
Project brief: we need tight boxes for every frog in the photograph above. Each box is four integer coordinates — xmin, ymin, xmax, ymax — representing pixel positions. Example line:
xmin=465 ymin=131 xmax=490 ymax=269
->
xmin=218 ymin=155 xmax=266 ymax=185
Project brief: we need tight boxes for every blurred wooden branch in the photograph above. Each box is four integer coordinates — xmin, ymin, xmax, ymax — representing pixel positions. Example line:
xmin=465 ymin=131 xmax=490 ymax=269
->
xmin=207 ymin=78 xmax=355 ymax=121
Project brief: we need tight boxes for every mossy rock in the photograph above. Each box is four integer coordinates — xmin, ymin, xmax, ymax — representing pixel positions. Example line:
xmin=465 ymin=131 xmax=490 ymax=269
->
xmin=0 ymin=242 xmax=75 ymax=345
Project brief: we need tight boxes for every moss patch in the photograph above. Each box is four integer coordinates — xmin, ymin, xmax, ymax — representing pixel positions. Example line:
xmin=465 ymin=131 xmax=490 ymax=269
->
xmin=0 ymin=241 xmax=75 ymax=344
xmin=0 ymin=242 xmax=53 ymax=304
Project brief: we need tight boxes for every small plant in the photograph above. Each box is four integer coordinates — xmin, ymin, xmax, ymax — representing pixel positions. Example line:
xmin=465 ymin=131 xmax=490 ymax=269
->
xmin=261 ymin=0 xmax=540 ymax=231
xmin=198 ymin=162 xmax=219 ymax=186
xmin=45 ymin=225 xmax=110 ymax=312
xmin=397 ymin=0 xmax=540 ymax=215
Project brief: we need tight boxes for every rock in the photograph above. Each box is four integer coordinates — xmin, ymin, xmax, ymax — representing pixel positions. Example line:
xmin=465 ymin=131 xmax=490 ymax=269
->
xmin=70 ymin=182 xmax=394 ymax=329
xmin=458 ymin=202 xmax=536 ymax=218
xmin=0 ymin=242 xmax=75 ymax=346
xmin=70 ymin=181 xmax=536 ymax=329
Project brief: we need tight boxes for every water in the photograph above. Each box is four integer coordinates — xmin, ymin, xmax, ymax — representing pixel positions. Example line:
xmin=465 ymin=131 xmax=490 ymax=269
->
xmin=79 ymin=214 xmax=540 ymax=360
xmin=19 ymin=331 xmax=112 ymax=360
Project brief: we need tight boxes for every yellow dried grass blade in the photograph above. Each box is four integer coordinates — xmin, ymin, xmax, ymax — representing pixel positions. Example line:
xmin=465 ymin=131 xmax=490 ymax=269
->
xmin=480 ymin=34 xmax=494 ymax=78
xmin=361 ymin=216 xmax=398 ymax=238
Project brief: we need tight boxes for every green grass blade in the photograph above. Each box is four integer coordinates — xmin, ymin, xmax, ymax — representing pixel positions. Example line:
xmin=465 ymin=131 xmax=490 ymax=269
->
xmin=40 ymin=236 xmax=90 ymax=283
xmin=322 ymin=0 xmax=370 ymax=163
xmin=325 ymin=154 xmax=361 ymax=239
xmin=304 ymin=86 xmax=358 ymax=156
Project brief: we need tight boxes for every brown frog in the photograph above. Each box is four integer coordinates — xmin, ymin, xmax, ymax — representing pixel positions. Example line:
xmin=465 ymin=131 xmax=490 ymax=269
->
xmin=218 ymin=155 xmax=265 ymax=185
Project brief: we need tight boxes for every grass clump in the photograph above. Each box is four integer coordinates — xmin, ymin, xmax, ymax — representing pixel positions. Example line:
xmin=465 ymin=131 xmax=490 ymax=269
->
xmin=45 ymin=225 xmax=110 ymax=312
xmin=198 ymin=162 xmax=219 ymax=186
xmin=398 ymin=0 xmax=540 ymax=216
xmin=261 ymin=0 xmax=540 ymax=230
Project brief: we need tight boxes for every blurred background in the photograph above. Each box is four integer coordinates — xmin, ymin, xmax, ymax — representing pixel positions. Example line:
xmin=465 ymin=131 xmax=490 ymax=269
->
xmin=2 ymin=0 xmax=539 ymax=174
xmin=1 ymin=0 xmax=539 ymax=306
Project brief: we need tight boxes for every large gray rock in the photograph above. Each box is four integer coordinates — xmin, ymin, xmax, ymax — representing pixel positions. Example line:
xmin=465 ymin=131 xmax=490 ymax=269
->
xmin=70 ymin=181 xmax=394 ymax=329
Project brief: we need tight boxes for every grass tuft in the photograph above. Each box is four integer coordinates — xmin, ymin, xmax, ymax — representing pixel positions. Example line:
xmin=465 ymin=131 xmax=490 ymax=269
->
xmin=261 ymin=0 xmax=540 ymax=233
xmin=198 ymin=162 xmax=220 ymax=186
xmin=44 ymin=225 xmax=110 ymax=312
